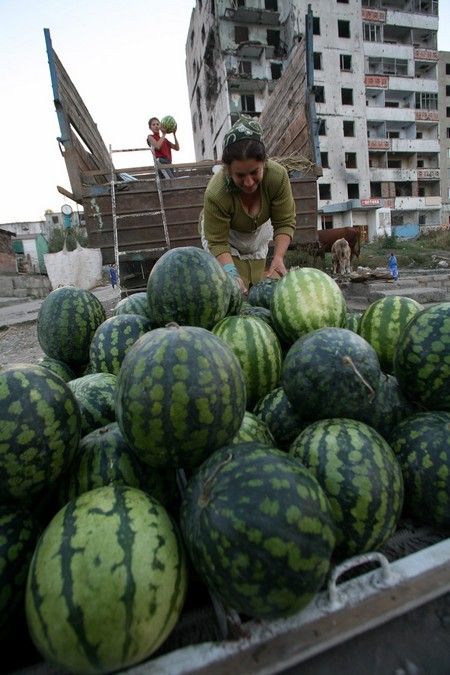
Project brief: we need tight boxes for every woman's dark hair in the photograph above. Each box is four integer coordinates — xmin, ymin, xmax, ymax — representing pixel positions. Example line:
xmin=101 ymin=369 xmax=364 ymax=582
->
xmin=222 ymin=139 xmax=266 ymax=165
xmin=148 ymin=117 xmax=159 ymax=128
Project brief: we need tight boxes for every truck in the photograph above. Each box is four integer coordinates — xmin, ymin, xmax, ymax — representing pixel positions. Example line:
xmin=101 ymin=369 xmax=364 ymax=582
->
xmin=35 ymin=25 xmax=450 ymax=675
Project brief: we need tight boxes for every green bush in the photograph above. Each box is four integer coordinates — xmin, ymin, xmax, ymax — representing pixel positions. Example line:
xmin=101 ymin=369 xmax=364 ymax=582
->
xmin=48 ymin=227 xmax=88 ymax=253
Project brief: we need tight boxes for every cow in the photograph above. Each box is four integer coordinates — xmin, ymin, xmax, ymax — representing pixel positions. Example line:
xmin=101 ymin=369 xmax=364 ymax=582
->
xmin=331 ymin=238 xmax=352 ymax=276
xmin=317 ymin=227 xmax=362 ymax=263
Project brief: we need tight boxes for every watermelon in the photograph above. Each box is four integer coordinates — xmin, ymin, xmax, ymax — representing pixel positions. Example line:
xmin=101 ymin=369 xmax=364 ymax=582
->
xmin=68 ymin=373 xmax=117 ymax=435
xmin=116 ymin=324 xmax=246 ymax=468
xmin=38 ymin=355 xmax=76 ymax=382
xmin=394 ymin=303 xmax=450 ymax=411
xmin=160 ymin=115 xmax=177 ymax=133
xmin=359 ymin=296 xmax=423 ymax=373
xmin=59 ymin=423 xmax=176 ymax=509
xmin=282 ymin=327 xmax=381 ymax=421
xmin=345 ymin=311 xmax=362 ymax=334
xmin=232 ymin=411 xmax=274 ymax=446
xmin=37 ymin=287 xmax=106 ymax=366
xmin=0 ymin=364 xmax=81 ymax=503
xmin=240 ymin=303 xmax=274 ymax=327
xmin=248 ymin=278 xmax=278 ymax=309
xmin=113 ymin=292 xmax=151 ymax=320
xmin=290 ymin=418 xmax=404 ymax=559
xmin=227 ymin=275 xmax=244 ymax=316
xmin=147 ymin=247 xmax=231 ymax=329
xmin=180 ymin=442 xmax=335 ymax=619
xmin=0 ymin=505 xmax=40 ymax=639
xmin=357 ymin=373 xmax=416 ymax=442
xmin=254 ymin=386 xmax=309 ymax=450
xmin=270 ymin=267 xmax=346 ymax=343
xmin=390 ymin=412 xmax=450 ymax=528
xmin=89 ymin=314 xmax=151 ymax=375
xmin=26 ymin=486 xmax=187 ymax=674
xmin=212 ymin=315 xmax=282 ymax=409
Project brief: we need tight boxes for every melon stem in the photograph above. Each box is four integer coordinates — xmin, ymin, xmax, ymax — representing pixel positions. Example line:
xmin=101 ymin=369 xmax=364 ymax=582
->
xmin=199 ymin=452 xmax=233 ymax=508
xmin=342 ymin=355 xmax=375 ymax=401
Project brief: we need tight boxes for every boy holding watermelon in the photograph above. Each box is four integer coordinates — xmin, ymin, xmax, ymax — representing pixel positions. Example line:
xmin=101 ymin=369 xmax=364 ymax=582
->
xmin=147 ymin=117 xmax=179 ymax=178
xmin=200 ymin=116 xmax=296 ymax=294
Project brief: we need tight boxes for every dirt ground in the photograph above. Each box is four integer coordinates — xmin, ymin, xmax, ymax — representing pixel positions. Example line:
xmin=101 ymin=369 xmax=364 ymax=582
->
xmin=0 ymin=297 xmax=118 ymax=370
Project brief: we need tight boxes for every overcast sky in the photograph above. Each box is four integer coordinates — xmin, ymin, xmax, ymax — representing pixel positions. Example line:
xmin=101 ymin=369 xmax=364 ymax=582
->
xmin=1 ymin=1 xmax=449 ymax=223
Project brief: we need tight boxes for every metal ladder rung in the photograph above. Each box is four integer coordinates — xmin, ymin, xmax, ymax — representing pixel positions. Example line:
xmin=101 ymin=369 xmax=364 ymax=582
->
xmin=116 ymin=211 xmax=162 ymax=219
xmin=118 ymin=247 xmax=166 ymax=257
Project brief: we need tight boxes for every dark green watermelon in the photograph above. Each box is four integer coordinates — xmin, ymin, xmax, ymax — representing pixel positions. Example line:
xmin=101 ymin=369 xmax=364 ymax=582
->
xmin=59 ymin=423 xmax=177 ymax=509
xmin=290 ymin=418 xmax=404 ymax=559
xmin=0 ymin=365 xmax=81 ymax=503
xmin=232 ymin=411 xmax=274 ymax=446
xmin=180 ymin=442 xmax=335 ymax=619
xmin=37 ymin=287 xmax=106 ymax=366
xmin=147 ymin=247 xmax=231 ymax=329
xmin=253 ymin=386 xmax=309 ymax=450
xmin=113 ymin=292 xmax=151 ymax=319
xmin=116 ymin=324 xmax=246 ymax=468
xmin=390 ymin=412 xmax=450 ymax=528
xmin=394 ymin=303 xmax=450 ymax=411
xmin=89 ymin=314 xmax=151 ymax=375
xmin=282 ymin=327 xmax=382 ymax=421
xmin=37 ymin=356 xmax=76 ymax=383
xmin=68 ymin=372 xmax=117 ymax=435
xmin=357 ymin=373 xmax=417 ymax=442
xmin=240 ymin=303 xmax=274 ymax=328
xmin=345 ymin=311 xmax=362 ymax=334
xmin=227 ymin=275 xmax=244 ymax=316
xmin=248 ymin=277 xmax=278 ymax=309
xmin=26 ymin=486 xmax=187 ymax=673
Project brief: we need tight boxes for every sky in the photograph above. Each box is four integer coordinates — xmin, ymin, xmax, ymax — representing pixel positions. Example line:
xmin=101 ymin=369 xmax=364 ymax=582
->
xmin=1 ymin=1 xmax=450 ymax=224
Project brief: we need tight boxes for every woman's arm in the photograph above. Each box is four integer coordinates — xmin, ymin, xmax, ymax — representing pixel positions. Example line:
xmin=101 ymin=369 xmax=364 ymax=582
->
xmin=147 ymin=133 xmax=165 ymax=150
xmin=167 ymin=132 xmax=180 ymax=151
xmin=265 ymin=233 xmax=291 ymax=278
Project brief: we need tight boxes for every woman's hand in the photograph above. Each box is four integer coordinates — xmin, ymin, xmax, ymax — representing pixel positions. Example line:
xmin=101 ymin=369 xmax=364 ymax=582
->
xmin=265 ymin=255 xmax=287 ymax=278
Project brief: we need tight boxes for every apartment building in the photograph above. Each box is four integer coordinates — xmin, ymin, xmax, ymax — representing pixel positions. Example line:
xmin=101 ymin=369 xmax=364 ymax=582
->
xmin=186 ymin=0 xmax=441 ymax=238
xmin=438 ymin=50 xmax=450 ymax=226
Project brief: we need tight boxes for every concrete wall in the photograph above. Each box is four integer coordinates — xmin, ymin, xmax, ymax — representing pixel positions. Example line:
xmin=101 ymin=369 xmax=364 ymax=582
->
xmin=0 ymin=274 xmax=51 ymax=299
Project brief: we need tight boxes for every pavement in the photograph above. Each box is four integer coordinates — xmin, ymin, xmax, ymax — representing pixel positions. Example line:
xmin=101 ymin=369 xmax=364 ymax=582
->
xmin=0 ymin=286 xmax=120 ymax=328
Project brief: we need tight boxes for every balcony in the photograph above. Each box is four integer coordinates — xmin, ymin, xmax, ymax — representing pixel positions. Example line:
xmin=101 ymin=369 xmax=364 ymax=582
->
xmin=366 ymin=107 xmax=415 ymax=123
xmin=235 ymin=42 xmax=265 ymax=59
xmin=369 ymin=168 xmax=417 ymax=181
xmin=417 ymin=168 xmax=440 ymax=180
xmin=391 ymin=138 xmax=439 ymax=153
xmin=227 ymin=75 xmax=267 ymax=92
xmin=394 ymin=196 xmax=441 ymax=210
xmin=224 ymin=7 xmax=280 ymax=26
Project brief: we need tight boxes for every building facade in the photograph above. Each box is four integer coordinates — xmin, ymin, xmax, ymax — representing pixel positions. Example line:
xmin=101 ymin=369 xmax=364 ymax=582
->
xmin=186 ymin=0 xmax=441 ymax=239
xmin=438 ymin=49 xmax=450 ymax=227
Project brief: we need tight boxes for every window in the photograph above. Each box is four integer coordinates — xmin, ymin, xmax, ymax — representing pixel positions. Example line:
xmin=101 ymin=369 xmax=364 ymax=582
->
xmin=318 ymin=118 xmax=326 ymax=135
xmin=337 ymin=0 xmax=349 ymax=3
xmin=345 ymin=152 xmax=357 ymax=168
xmin=315 ymin=86 xmax=325 ymax=103
xmin=446 ymin=64 xmax=450 ymax=75
xmin=237 ymin=0 xmax=245 ymax=5
xmin=417 ymin=160 xmax=424 ymax=167
xmin=363 ymin=23 xmax=382 ymax=42
xmin=52 ymin=215 xmax=59 ymax=224
xmin=313 ymin=52 xmax=322 ymax=70
xmin=321 ymin=214 xmax=333 ymax=229
xmin=385 ymin=102 xmax=399 ymax=108
xmin=198 ymin=0 xmax=202 ymax=7
xmin=447 ymin=148 xmax=450 ymax=158
xmin=447 ymin=128 xmax=450 ymax=139
xmin=235 ymin=26 xmax=249 ymax=43
xmin=241 ymin=94 xmax=255 ymax=113
xmin=416 ymin=132 xmax=423 ymax=139
xmin=267 ymin=29 xmax=280 ymax=47
xmin=370 ymin=182 xmax=382 ymax=198
xmin=418 ymin=185 xmax=425 ymax=197
xmin=445 ymin=85 xmax=450 ymax=96
xmin=343 ymin=120 xmax=354 ymax=136
xmin=388 ymin=159 xmax=402 ymax=168
xmin=347 ymin=183 xmax=359 ymax=199
xmin=338 ymin=20 xmax=350 ymax=38
xmin=320 ymin=152 xmax=329 ymax=168
xmin=265 ymin=0 xmax=278 ymax=9
xmin=271 ymin=62 xmax=282 ymax=79
xmin=210 ymin=117 xmax=214 ymax=134
xmin=313 ymin=17 xmax=320 ymax=35
xmin=239 ymin=61 xmax=252 ymax=75
xmin=419 ymin=214 xmax=426 ymax=226
xmin=387 ymin=131 xmax=400 ymax=139
xmin=201 ymin=139 xmax=205 ymax=155
xmin=447 ymin=107 xmax=450 ymax=117
xmin=319 ymin=183 xmax=331 ymax=200
xmin=340 ymin=54 xmax=352 ymax=71
xmin=415 ymin=92 xmax=438 ymax=110
xmin=341 ymin=88 xmax=353 ymax=105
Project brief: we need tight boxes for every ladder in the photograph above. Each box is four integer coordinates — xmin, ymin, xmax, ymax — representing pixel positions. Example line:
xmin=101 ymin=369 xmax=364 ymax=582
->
xmin=109 ymin=144 xmax=172 ymax=292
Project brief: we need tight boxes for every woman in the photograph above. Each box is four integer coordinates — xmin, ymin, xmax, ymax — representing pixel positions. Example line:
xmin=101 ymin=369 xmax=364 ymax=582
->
xmin=147 ymin=117 xmax=179 ymax=178
xmin=200 ymin=116 xmax=296 ymax=292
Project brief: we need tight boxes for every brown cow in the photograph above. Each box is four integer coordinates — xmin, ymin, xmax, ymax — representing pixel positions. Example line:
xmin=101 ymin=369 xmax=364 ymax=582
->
xmin=331 ymin=238 xmax=351 ymax=275
xmin=318 ymin=227 xmax=362 ymax=262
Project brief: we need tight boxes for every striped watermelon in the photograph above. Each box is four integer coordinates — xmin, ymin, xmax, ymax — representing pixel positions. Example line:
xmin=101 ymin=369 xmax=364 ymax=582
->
xmin=113 ymin=292 xmax=151 ymax=320
xmin=116 ymin=324 xmax=246 ymax=468
xmin=232 ymin=411 xmax=274 ymax=446
xmin=180 ymin=442 xmax=335 ymax=619
xmin=59 ymin=423 xmax=177 ymax=509
xmin=227 ymin=275 xmax=244 ymax=316
xmin=212 ymin=315 xmax=282 ymax=409
xmin=394 ymin=303 xmax=450 ymax=411
xmin=89 ymin=314 xmax=151 ymax=375
xmin=271 ymin=267 xmax=346 ymax=343
xmin=147 ymin=247 xmax=231 ymax=329
xmin=290 ymin=418 xmax=404 ymax=559
xmin=0 ymin=505 xmax=40 ymax=640
xmin=357 ymin=373 xmax=416 ymax=442
xmin=26 ymin=486 xmax=187 ymax=673
xmin=282 ymin=327 xmax=381 ymax=421
xmin=37 ymin=287 xmax=106 ymax=366
xmin=390 ymin=412 xmax=450 ymax=528
xmin=248 ymin=278 xmax=278 ymax=309
xmin=160 ymin=115 xmax=177 ymax=133
xmin=68 ymin=373 xmax=117 ymax=435
xmin=0 ymin=365 xmax=81 ymax=503
xmin=240 ymin=303 xmax=273 ymax=327
xmin=345 ymin=311 xmax=362 ymax=334
xmin=38 ymin=355 xmax=76 ymax=382
xmin=359 ymin=296 xmax=423 ymax=373
xmin=254 ymin=386 xmax=309 ymax=450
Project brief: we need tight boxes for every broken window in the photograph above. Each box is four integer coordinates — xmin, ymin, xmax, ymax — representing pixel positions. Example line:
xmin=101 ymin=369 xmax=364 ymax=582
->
xmin=370 ymin=182 xmax=382 ymax=197
xmin=267 ymin=29 xmax=280 ymax=47
xmin=321 ymin=214 xmax=333 ymax=230
xmin=341 ymin=88 xmax=353 ymax=105
xmin=347 ymin=183 xmax=359 ymax=199
xmin=395 ymin=182 xmax=412 ymax=197
xmin=320 ymin=152 xmax=329 ymax=168
xmin=345 ymin=152 xmax=357 ymax=168
xmin=265 ymin=0 xmax=278 ymax=9
xmin=319 ymin=183 xmax=331 ymax=200
xmin=239 ymin=61 xmax=252 ymax=75
xmin=340 ymin=54 xmax=352 ymax=71
xmin=315 ymin=86 xmax=325 ymax=103
xmin=343 ymin=120 xmax=354 ymax=137
xmin=338 ymin=20 xmax=350 ymax=38
xmin=241 ymin=94 xmax=255 ymax=113
xmin=270 ymin=62 xmax=282 ymax=79
xmin=313 ymin=17 xmax=320 ymax=35
xmin=317 ymin=118 xmax=326 ymax=135
xmin=235 ymin=26 xmax=249 ymax=43
xmin=314 ymin=52 xmax=322 ymax=70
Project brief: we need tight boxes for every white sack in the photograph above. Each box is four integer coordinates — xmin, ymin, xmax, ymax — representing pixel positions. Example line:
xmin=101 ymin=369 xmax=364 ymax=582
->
xmin=44 ymin=243 xmax=103 ymax=291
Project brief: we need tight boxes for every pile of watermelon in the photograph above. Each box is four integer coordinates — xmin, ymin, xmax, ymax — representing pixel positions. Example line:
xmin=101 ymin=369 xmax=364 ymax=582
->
xmin=0 ymin=246 xmax=449 ymax=674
